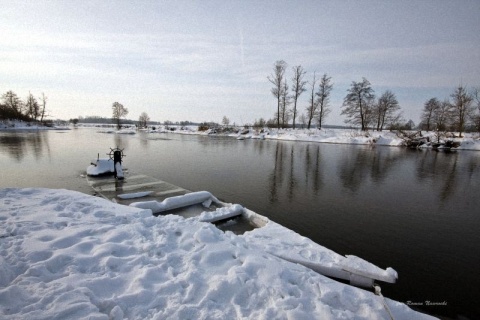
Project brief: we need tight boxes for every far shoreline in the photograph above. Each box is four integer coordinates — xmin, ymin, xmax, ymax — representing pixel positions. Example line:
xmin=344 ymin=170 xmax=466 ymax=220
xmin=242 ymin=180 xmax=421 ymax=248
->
xmin=3 ymin=119 xmax=480 ymax=151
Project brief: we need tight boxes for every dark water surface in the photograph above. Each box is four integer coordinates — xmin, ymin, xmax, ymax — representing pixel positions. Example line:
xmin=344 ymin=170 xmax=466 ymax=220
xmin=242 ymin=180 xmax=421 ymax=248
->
xmin=1 ymin=128 xmax=479 ymax=319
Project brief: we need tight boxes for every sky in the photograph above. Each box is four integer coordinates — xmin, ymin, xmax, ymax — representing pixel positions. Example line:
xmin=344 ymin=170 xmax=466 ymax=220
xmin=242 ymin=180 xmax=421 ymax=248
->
xmin=1 ymin=0 xmax=479 ymax=126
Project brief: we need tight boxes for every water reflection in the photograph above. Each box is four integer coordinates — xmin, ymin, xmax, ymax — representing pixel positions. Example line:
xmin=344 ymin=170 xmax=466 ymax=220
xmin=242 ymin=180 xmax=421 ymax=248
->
xmin=288 ymin=145 xmax=296 ymax=200
xmin=0 ymin=131 xmax=50 ymax=162
xmin=269 ymin=142 xmax=285 ymax=202
xmin=338 ymin=146 xmax=400 ymax=192
xmin=268 ymin=142 xmax=325 ymax=203
xmin=113 ymin=134 xmax=129 ymax=150
xmin=304 ymin=144 xmax=324 ymax=194
xmin=266 ymin=140 xmax=480 ymax=209
xmin=338 ymin=147 xmax=371 ymax=193
xmin=415 ymin=150 xmax=470 ymax=202
xmin=369 ymin=147 xmax=400 ymax=183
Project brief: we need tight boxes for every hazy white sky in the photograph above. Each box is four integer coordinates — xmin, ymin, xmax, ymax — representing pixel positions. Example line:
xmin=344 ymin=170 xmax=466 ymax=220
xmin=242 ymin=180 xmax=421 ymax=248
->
xmin=1 ymin=1 xmax=479 ymax=125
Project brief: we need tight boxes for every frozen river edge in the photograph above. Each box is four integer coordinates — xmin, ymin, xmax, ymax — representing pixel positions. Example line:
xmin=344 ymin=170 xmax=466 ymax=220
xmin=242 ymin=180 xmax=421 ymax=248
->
xmin=0 ymin=188 xmax=436 ymax=319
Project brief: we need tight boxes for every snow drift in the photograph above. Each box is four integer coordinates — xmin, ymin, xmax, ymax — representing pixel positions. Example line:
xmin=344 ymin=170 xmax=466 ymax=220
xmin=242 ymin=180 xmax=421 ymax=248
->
xmin=0 ymin=188 xmax=435 ymax=319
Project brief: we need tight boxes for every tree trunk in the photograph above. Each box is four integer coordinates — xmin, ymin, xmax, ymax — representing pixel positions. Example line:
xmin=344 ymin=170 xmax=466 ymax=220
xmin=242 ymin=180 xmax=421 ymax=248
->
xmin=277 ymin=99 xmax=280 ymax=129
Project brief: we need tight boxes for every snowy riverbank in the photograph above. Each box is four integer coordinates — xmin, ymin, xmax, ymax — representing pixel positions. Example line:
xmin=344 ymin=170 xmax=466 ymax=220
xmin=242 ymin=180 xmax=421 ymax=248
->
xmin=160 ymin=127 xmax=480 ymax=151
xmin=0 ymin=120 xmax=70 ymax=131
xmin=0 ymin=188 xmax=435 ymax=319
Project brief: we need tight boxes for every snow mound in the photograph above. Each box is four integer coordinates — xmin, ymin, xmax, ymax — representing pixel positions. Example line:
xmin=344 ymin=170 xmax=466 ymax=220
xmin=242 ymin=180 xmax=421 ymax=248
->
xmin=375 ymin=136 xmax=403 ymax=146
xmin=455 ymin=138 xmax=480 ymax=151
xmin=0 ymin=188 xmax=435 ymax=319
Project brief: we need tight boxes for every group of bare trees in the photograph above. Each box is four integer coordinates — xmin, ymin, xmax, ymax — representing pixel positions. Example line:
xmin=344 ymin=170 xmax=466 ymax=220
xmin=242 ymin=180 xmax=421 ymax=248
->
xmin=138 ymin=112 xmax=150 ymax=128
xmin=112 ymin=102 xmax=129 ymax=129
xmin=111 ymin=102 xmax=152 ymax=129
xmin=341 ymin=78 xmax=401 ymax=131
xmin=268 ymin=60 xmax=332 ymax=129
xmin=268 ymin=62 xmax=403 ymax=131
xmin=1 ymin=90 xmax=48 ymax=122
xmin=268 ymin=61 xmax=480 ymax=135
xmin=420 ymin=86 xmax=480 ymax=137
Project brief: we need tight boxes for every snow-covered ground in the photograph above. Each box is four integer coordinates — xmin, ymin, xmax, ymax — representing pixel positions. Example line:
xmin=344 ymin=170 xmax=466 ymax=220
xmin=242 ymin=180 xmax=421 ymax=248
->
xmin=97 ymin=127 xmax=137 ymax=134
xmin=0 ymin=188 xmax=435 ymax=319
xmin=0 ymin=120 xmax=70 ymax=131
xmin=153 ymin=126 xmax=480 ymax=151
xmin=263 ymin=128 xmax=405 ymax=146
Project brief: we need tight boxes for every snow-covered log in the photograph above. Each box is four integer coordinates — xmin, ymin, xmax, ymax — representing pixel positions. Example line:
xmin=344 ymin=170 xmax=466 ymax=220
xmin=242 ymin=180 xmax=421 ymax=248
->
xmin=117 ymin=191 xmax=153 ymax=199
xmin=198 ymin=204 xmax=244 ymax=223
xmin=129 ymin=191 xmax=220 ymax=213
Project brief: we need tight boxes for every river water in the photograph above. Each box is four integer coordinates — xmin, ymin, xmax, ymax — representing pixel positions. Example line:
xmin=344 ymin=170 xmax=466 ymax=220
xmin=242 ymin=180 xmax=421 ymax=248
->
xmin=1 ymin=128 xmax=479 ymax=319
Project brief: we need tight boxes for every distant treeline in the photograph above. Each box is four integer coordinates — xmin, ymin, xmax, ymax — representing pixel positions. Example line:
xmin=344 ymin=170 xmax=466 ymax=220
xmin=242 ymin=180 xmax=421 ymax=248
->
xmin=76 ymin=116 xmax=134 ymax=124
xmin=74 ymin=116 xmax=200 ymax=127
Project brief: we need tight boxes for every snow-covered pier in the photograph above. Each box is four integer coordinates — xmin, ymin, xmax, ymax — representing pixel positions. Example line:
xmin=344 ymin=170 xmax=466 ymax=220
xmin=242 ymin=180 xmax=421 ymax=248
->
xmin=87 ymin=173 xmax=399 ymax=289
xmin=88 ymin=173 xmax=191 ymax=204
xmin=0 ymin=187 xmax=435 ymax=319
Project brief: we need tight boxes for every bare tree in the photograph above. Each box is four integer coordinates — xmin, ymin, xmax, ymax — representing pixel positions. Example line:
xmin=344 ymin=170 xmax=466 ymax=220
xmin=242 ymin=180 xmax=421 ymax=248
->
xmin=429 ymin=99 xmax=453 ymax=143
xmin=316 ymin=73 xmax=333 ymax=129
xmin=268 ymin=60 xmax=287 ymax=129
xmin=299 ymin=113 xmax=307 ymax=129
xmin=364 ymin=94 xmax=377 ymax=129
xmin=341 ymin=78 xmax=375 ymax=131
xmin=1 ymin=90 xmax=23 ymax=118
xmin=25 ymin=92 xmax=39 ymax=121
xmin=473 ymin=87 xmax=480 ymax=132
xmin=280 ymin=76 xmax=291 ymax=128
xmin=222 ymin=115 xmax=230 ymax=127
xmin=420 ymin=98 xmax=440 ymax=131
xmin=435 ymin=99 xmax=453 ymax=132
xmin=112 ymin=102 xmax=128 ymax=130
xmin=290 ymin=65 xmax=307 ymax=129
xmin=138 ymin=112 xmax=150 ymax=128
xmin=374 ymin=90 xmax=400 ymax=131
xmin=450 ymin=85 xmax=473 ymax=137
xmin=305 ymin=72 xmax=318 ymax=129
xmin=39 ymin=93 xmax=48 ymax=122
xmin=253 ymin=118 xmax=266 ymax=128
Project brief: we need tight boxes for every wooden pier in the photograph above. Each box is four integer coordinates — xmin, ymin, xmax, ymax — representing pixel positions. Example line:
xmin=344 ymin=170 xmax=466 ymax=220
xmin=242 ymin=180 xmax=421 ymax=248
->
xmin=87 ymin=172 xmax=396 ymax=289
xmin=88 ymin=174 xmax=224 ymax=218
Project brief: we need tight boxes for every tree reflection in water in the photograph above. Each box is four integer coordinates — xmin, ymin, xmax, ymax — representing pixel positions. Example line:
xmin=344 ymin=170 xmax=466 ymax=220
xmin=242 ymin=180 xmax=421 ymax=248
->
xmin=266 ymin=141 xmax=479 ymax=209
xmin=0 ymin=131 xmax=50 ymax=162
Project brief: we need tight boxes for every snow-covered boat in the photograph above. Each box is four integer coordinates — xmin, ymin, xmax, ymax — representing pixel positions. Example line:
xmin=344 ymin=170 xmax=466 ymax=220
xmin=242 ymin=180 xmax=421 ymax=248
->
xmin=86 ymin=148 xmax=125 ymax=179
xmin=87 ymin=171 xmax=398 ymax=289
xmin=87 ymin=158 xmax=115 ymax=176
